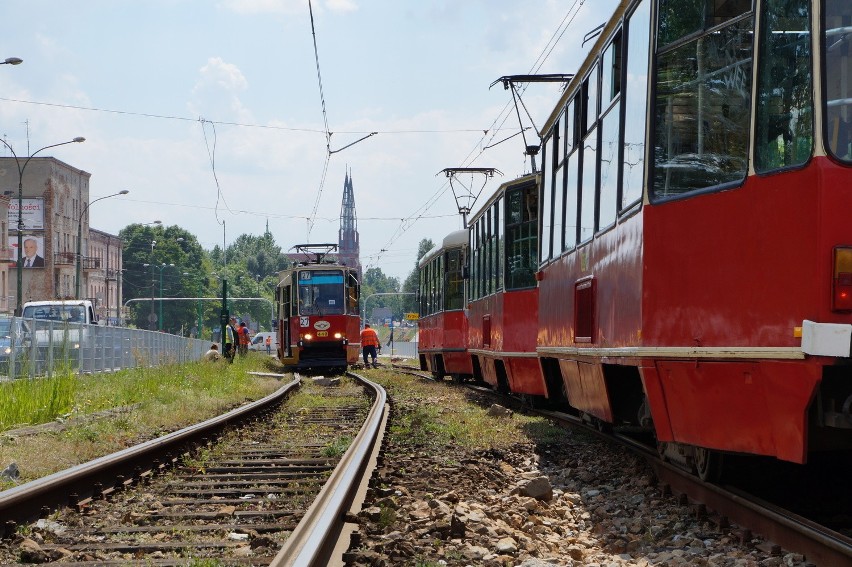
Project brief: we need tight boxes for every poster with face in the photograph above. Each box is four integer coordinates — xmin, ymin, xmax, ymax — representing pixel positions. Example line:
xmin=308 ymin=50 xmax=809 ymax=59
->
xmin=9 ymin=234 xmax=45 ymax=268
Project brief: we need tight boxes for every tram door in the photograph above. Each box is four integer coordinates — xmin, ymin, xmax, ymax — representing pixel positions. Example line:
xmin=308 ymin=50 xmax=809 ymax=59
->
xmin=280 ymin=281 xmax=293 ymax=359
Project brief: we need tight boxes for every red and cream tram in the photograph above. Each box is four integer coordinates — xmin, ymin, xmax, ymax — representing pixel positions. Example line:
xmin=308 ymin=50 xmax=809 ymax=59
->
xmin=534 ymin=0 xmax=852 ymax=478
xmin=418 ymin=230 xmax=473 ymax=381
xmin=466 ymin=174 xmax=553 ymax=400
xmin=276 ymin=244 xmax=360 ymax=372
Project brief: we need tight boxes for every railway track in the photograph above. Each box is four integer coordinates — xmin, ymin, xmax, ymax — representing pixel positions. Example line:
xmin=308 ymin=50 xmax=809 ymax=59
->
xmin=0 ymin=371 xmax=388 ymax=566
xmin=396 ymin=365 xmax=852 ymax=566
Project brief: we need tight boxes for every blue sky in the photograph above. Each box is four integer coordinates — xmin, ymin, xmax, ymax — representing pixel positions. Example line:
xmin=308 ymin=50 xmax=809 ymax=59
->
xmin=0 ymin=0 xmax=619 ymax=281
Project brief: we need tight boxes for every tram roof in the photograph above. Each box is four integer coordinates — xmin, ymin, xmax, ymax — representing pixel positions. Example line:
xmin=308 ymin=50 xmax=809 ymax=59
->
xmin=467 ymin=172 xmax=539 ymax=224
xmin=540 ymin=0 xmax=631 ymax=137
xmin=419 ymin=229 xmax=468 ymax=268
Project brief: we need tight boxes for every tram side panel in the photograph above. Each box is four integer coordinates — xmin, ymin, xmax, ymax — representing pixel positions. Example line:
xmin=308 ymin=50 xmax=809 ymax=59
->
xmin=537 ymin=212 xmax=644 ymax=420
xmin=418 ymin=310 xmax=472 ymax=378
xmin=640 ymin=163 xmax=835 ymax=464
xmin=470 ymin=288 xmax=547 ymax=396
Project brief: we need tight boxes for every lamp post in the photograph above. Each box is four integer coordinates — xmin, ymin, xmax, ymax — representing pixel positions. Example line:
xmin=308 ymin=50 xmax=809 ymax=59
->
xmin=1 ymin=58 xmax=23 ymax=66
xmin=143 ymin=262 xmax=175 ymax=331
xmin=75 ymin=189 xmax=129 ymax=299
xmin=0 ymin=136 xmax=85 ymax=315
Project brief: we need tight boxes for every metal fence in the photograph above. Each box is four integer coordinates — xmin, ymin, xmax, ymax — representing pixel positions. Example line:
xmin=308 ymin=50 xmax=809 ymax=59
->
xmin=382 ymin=340 xmax=417 ymax=359
xmin=2 ymin=317 xmax=209 ymax=379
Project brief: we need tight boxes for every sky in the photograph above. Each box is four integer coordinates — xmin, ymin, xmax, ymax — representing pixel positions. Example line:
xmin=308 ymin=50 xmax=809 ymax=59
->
xmin=0 ymin=0 xmax=620 ymax=282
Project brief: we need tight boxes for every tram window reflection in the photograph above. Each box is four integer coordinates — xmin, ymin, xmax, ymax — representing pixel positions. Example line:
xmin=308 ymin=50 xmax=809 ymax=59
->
xmin=824 ymin=0 xmax=852 ymax=163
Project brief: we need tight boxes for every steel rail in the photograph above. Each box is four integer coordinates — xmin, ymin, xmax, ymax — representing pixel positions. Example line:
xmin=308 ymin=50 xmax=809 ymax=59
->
xmin=650 ymin=460 xmax=852 ymax=567
xmin=0 ymin=376 xmax=300 ymax=537
xmin=270 ymin=371 xmax=388 ymax=567
xmin=399 ymin=367 xmax=852 ymax=566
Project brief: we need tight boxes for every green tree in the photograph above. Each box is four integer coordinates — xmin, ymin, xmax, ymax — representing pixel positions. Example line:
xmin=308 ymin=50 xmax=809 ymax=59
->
xmin=120 ymin=224 xmax=206 ymax=333
xmin=362 ymin=267 xmax=402 ymax=322
xmin=401 ymin=238 xmax=435 ymax=314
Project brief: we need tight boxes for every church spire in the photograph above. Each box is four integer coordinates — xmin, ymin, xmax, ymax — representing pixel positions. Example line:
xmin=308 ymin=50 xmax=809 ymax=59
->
xmin=338 ymin=168 xmax=361 ymax=274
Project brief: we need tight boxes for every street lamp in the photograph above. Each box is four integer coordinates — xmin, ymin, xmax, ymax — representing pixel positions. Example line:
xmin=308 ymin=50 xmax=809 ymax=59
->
xmin=2 ymin=58 xmax=23 ymax=66
xmin=0 ymin=136 xmax=85 ymax=315
xmin=144 ymin=262 xmax=175 ymax=331
xmin=75 ymin=189 xmax=129 ymax=299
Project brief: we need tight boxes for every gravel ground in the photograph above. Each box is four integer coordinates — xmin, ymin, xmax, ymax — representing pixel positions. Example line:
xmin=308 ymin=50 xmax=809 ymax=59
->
xmin=344 ymin=410 xmax=815 ymax=567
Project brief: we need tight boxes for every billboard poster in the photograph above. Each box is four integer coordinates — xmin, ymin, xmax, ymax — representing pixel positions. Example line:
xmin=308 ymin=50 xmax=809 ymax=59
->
xmin=9 ymin=234 xmax=45 ymax=268
xmin=7 ymin=198 xmax=45 ymax=231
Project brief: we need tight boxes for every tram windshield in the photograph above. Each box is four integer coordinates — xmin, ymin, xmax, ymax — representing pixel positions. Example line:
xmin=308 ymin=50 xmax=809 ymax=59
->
xmin=825 ymin=0 xmax=852 ymax=163
xmin=297 ymin=269 xmax=345 ymax=315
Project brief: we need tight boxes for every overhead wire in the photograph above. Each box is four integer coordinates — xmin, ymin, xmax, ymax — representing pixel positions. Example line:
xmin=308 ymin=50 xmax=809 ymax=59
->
xmin=377 ymin=0 xmax=587 ymax=256
xmin=306 ymin=0 xmax=332 ymax=239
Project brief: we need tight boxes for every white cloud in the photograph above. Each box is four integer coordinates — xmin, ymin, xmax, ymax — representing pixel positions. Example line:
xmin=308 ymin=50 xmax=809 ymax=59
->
xmin=194 ymin=57 xmax=248 ymax=94
xmin=325 ymin=0 xmax=358 ymax=14
xmin=220 ymin=0 xmax=356 ymax=16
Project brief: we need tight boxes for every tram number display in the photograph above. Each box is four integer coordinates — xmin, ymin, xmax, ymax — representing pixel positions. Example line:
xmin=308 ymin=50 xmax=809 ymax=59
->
xmin=300 ymin=317 xmax=309 ymax=327
xmin=404 ymin=312 xmax=419 ymax=321
xmin=317 ymin=331 xmax=328 ymax=337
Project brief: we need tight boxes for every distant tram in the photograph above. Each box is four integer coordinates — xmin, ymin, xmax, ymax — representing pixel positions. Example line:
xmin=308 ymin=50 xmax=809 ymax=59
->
xmin=275 ymin=244 xmax=360 ymax=372
xmin=466 ymin=173 xmax=550 ymax=399
xmin=418 ymin=230 xmax=473 ymax=381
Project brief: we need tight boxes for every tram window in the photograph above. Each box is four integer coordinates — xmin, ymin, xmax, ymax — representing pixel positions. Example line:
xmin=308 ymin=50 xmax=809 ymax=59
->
xmin=506 ymin=183 xmax=538 ymax=290
xmin=602 ymin=33 xmax=622 ymax=107
xmin=563 ymin=100 xmax=575 ymax=156
xmin=658 ymin=0 xmax=752 ymax=47
xmin=565 ymin=152 xmax=579 ymax=250
xmin=824 ymin=0 xmax=852 ymax=163
xmin=755 ymin=0 xmax=812 ymax=172
xmin=652 ymin=15 xmax=753 ymax=198
xmin=540 ymin=147 xmax=554 ymax=264
xmin=599 ymin=102 xmax=621 ymax=230
xmin=496 ymin=196 xmax=504 ymax=292
xmin=622 ymin=0 xmax=651 ymax=209
xmin=581 ymin=126 xmax=599 ymax=242
xmin=553 ymin=165 xmax=565 ymax=253
xmin=445 ymin=249 xmax=464 ymax=310
xmin=584 ymin=64 xmax=600 ymax=135
xmin=297 ymin=270 xmax=345 ymax=315
xmin=485 ymin=208 xmax=493 ymax=296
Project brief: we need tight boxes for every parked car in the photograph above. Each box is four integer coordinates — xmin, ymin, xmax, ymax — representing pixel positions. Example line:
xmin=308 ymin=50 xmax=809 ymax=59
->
xmin=0 ymin=317 xmax=26 ymax=375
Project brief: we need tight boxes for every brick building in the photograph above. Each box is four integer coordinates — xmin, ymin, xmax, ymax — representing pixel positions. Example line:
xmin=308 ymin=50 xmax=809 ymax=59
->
xmin=0 ymin=157 xmax=122 ymax=316
xmin=89 ymin=229 xmax=124 ymax=325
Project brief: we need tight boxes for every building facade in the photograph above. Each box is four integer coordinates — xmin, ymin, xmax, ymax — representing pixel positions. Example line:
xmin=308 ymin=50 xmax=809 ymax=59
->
xmin=88 ymin=229 xmax=123 ymax=325
xmin=0 ymin=157 xmax=121 ymax=317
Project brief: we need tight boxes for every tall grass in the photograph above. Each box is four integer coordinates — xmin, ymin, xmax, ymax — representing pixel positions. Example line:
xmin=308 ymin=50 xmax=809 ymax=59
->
xmin=0 ymin=354 xmax=275 ymax=433
xmin=0 ymin=370 xmax=77 ymax=430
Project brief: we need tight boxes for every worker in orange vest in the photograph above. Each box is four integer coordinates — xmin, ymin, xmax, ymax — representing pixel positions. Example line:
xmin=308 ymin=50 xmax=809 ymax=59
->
xmin=360 ymin=323 xmax=380 ymax=368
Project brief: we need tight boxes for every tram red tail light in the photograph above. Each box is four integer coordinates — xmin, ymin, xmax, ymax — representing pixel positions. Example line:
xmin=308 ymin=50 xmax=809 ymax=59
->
xmin=832 ymin=247 xmax=852 ymax=311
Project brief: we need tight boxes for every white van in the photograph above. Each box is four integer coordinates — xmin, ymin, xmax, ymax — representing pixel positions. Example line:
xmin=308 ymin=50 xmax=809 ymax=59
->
xmin=249 ymin=331 xmax=278 ymax=353
xmin=21 ymin=300 xmax=99 ymax=349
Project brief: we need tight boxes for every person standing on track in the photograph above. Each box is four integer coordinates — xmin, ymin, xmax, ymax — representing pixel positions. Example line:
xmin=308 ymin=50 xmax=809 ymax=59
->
xmin=224 ymin=316 xmax=238 ymax=362
xmin=360 ymin=323 xmax=380 ymax=368
xmin=238 ymin=322 xmax=251 ymax=357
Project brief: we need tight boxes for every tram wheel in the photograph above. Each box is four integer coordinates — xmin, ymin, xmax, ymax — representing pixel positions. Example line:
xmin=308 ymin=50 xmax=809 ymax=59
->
xmin=694 ymin=446 xmax=723 ymax=482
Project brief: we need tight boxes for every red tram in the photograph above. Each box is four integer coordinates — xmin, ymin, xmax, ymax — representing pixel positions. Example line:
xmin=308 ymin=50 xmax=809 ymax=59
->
xmin=417 ymin=230 xmax=473 ymax=381
xmin=275 ymin=244 xmax=360 ymax=372
xmin=531 ymin=0 xmax=852 ymax=478
xmin=465 ymin=174 xmax=552 ymax=399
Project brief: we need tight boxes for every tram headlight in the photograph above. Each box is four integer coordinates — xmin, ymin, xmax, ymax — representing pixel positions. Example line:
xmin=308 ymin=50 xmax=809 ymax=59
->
xmin=303 ymin=333 xmax=313 ymax=341
xmin=334 ymin=332 xmax=343 ymax=339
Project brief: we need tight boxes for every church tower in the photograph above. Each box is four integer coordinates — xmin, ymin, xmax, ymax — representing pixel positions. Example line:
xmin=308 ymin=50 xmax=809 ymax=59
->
xmin=338 ymin=169 xmax=361 ymax=275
